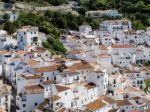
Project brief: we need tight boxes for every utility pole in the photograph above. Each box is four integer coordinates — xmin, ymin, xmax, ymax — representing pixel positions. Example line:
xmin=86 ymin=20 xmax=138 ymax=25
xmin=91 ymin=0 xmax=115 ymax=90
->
xmin=49 ymin=82 xmax=54 ymax=112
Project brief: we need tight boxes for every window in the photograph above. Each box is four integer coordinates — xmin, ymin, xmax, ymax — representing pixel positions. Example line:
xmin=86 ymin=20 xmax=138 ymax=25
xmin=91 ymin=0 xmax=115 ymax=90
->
xmin=23 ymin=104 xmax=26 ymax=107
xmin=65 ymin=92 xmax=67 ymax=95
xmin=20 ymin=36 xmax=23 ymax=42
xmin=22 ymin=96 xmax=26 ymax=102
xmin=35 ymin=103 xmax=38 ymax=106
xmin=122 ymin=110 xmax=125 ymax=112
xmin=33 ymin=37 xmax=38 ymax=42
xmin=113 ymin=79 xmax=116 ymax=84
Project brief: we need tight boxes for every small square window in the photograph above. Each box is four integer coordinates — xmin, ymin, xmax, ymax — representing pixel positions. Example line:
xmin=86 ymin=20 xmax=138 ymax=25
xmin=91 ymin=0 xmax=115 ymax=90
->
xmin=23 ymin=104 xmax=26 ymax=107
xmin=65 ymin=92 xmax=67 ymax=95
xmin=35 ymin=103 xmax=38 ymax=106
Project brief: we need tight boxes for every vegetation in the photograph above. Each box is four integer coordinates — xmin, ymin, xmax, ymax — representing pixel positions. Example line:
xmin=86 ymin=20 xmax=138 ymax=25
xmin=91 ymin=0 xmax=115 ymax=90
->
xmin=43 ymin=37 xmax=67 ymax=55
xmin=76 ymin=0 xmax=150 ymax=30
xmin=3 ymin=10 xmax=99 ymax=33
xmin=1 ymin=0 xmax=149 ymax=53
xmin=2 ymin=11 xmax=99 ymax=54
xmin=2 ymin=0 xmax=68 ymax=6
xmin=144 ymin=61 xmax=150 ymax=66
xmin=144 ymin=80 xmax=150 ymax=94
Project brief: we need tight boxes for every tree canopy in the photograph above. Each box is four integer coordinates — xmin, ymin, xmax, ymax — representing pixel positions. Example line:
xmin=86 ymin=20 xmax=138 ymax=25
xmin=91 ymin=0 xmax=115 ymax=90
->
xmin=77 ymin=0 xmax=150 ymax=30
xmin=2 ymin=0 xmax=68 ymax=5
xmin=2 ymin=10 xmax=100 ymax=54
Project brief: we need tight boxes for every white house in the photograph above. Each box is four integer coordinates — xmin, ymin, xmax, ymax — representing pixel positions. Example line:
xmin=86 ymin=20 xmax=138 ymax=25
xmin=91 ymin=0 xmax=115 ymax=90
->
xmin=111 ymin=54 xmax=135 ymax=67
xmin=56 ymin=71 xmax=80 ymax=84
xmin=100 ymin=35 xmax=113 ymax=46
xmin=115 ymin=100 xmax=135 ymax=112
xmin=108 ymin=44 xmax=135 ymax=55
xmin=9 ymin=13 xmax=19 ymax=22
xmin=86 ymin=70 xmax=108 ymax=96
xmin=79 ymin=25 xmax=92 ymax=35
xmin=101 ymin=19 xmax=132 ymax=34
xmin=30 ymin=65 xmax=59 ymax=81
xmin=135 ymin=48 xmax=146 ymax=64
xmin=17 ymin=26 xmax=39 ymax=50
xmin=0 ymin=30 xmax=17 ymax=50
xmin=97 ymin=54 xmax=112 ymax=68
xmin=16 ymin=84 xmax=44 ymax=112
xmin=123 ymin=69 xmax=144 ymax=89
xmin=85 ymin=10 xmax=122 ymax=18
xmin=16 ymin=73 xmax=44 ymax=94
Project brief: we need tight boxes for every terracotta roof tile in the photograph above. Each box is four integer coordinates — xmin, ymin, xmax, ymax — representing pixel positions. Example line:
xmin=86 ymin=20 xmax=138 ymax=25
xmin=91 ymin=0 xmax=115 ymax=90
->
xmin=99 ymin=45 xmax=107 ymax=50
xmin=47 ymin=95 xmax=61 ymax=102
xmin=15 ymin=50 xmax=26 ymax=56
xmin=103 ymin=97 xmax=115 ymax=104
xmin=111 ymin=44 xmax=135 ymax=48
xmin=86 ymin=99 xmax=106 ymax=111
xmin=116 ymin=100 xmax=132 ymax=106
xmin=42 ymin=80 xmax=53 ymax=85
xmin=56 ymin=107 xmax=65 ymax=112
xmin=131 ymin=96 xmax=141 ymax=100
xmin=27 ymin=59 xmax=39 ymax=66
xmin=32 ymin=65 xmax=58 ymax=73
xmin=24 ymin=85 xmax=44 ymax=94
xmin=55 ymin=85 xmax=70 ymax=93
xmin=68 ymin=50 xmax=82 ymax=54
xmin=84 ymin=83 xmax=96 ymax=90
xmin=145 ymin=109 xmax=150 ymax=112
xmin=23 ymin=75 xmax=44 ymax=80
xmin=68 ymin=62 xmax=93 ymax=71
xmin=35 ymin=47 xmax=46 ymax=53
xmin=0 ymin=51 xmax=11 ymax=55
xmin=98 ymin=54 xmax=111 ymax=58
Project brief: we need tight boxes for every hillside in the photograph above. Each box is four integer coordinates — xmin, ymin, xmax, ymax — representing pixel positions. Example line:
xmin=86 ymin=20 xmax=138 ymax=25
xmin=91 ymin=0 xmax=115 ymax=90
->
xmin=1 ymin=0 xmax=149 ymax=30
xmin=1 ymin=0 xmax=68 ymax=6
xmin=78 ymin=0 xmax=150 ymax=29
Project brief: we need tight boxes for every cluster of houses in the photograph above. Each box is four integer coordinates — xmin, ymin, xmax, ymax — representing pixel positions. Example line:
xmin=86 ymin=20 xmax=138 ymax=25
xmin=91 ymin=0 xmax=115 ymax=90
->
xmin=0 ymin=18 xmax=150 ymax=112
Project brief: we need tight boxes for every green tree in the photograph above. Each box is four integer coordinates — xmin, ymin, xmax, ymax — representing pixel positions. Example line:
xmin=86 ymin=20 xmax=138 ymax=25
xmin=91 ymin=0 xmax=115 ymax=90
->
xmin=3 ymin=22 xmax=17 ymax=34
